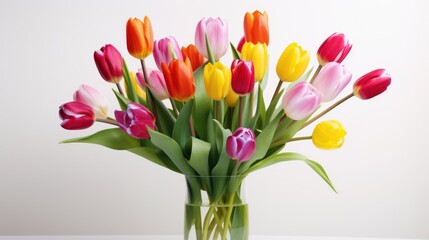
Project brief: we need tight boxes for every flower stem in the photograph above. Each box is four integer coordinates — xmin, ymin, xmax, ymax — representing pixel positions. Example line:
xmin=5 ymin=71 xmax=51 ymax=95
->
xmin=189 ymin=116 xmax=196 ymax=137
xmin=96 ymin=117 xmax=118 ymax=126
xmin=270 ymin=80 xmax=283 ymax=105
xmin=170 ymin=98 xmax=179 ymax=118
xmin=202 ymin=206 xmax=215 ymax=240
xmin=238 ymin=96 xmax=245 ymax=128
xmin=270 ymin=135 xmax=312 ymax=148
xmin=115 ymin=83 xmax=125 ymax=96
xmin=216 ymin=100 xmax=221 ymax=124
xmin=309 ymin=65 xmax=322 ymax=84
xmin=221 ymin=193 xmax=236 ymax=240
xmin=301 ymin=93 xmax=354 ymax=129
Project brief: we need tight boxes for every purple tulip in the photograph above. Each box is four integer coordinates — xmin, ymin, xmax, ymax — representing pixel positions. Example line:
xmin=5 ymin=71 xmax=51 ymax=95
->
xmin=226 ymin=128 xmax=256 ymax=162
xmin=312 ymin=62 xmax=352 ymax=102
xmin=153 ymin=36 xmax=183 ymax=71
xmin=59 ymin=101 xmax=95 ymax=130
xmin=93 ymin=44 xmax=124 ymax=83
xmin=73 ymin=84 xmax=109 ymax=119
xmin=195 ymin=17 xmax=228 ymax=60
xmin=114 ymin=102 xmax=155 ymax=139
xmin=231 ymin=59 xmax=255 ymax=95
xmin=282 ymin=82 xmax=322 ymax=120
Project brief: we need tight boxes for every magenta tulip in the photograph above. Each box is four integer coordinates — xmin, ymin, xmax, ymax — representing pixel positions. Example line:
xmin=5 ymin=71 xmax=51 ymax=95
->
xmin=226 ymin=127 xmax=256 ymax=162
xmin=136 ymin=68 xmax=169 ymax=100
xmin=317 ymin=33 xmax=352 ymax=66
xmin=59 ymin=101 xmax=95 ymax=130
xmin=153 ymin=36 xmax=183 ymax=71
xmin=237 ymin=36 xmax=245 ymax=53
xmin=353 ymin=69 xmax=391 ymax=100
xmin=282 ymin=82 xmax=322 ymax=120
xmin=195 ymin=17 xmax=228 ymax=60
xmin=231 ymin=59 xmax=255 ymax=95
xmin=93 ymin=44 xmax=124 ymax=83
xmin=312 ymin=62 xmax=352 ymax=102
xmin=73 ymin=84 xmax=109 ymax=119
xmin=114 ymin=102 xmax=155 ymax=139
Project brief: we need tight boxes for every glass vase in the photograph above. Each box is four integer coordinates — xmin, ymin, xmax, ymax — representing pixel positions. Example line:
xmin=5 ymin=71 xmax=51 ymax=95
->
xmin=184 ymin=175 xmax=248 ymax=240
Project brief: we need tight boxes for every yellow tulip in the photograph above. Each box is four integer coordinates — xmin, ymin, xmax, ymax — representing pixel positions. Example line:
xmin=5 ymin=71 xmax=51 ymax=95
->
xmin=276 ymin=42 xmax=310 ymax=82
xmin=125 ymin=71 xmax=146 ymax=100
xmin=225 ymin=88 xmax=239 ymax=107
xmin=203 ymin=61 xmax=231 ymax=101
xmin=240 ymin=42 xmax=268 ymax=82
xmin=312 ymin=120 xmax=346 ymax=150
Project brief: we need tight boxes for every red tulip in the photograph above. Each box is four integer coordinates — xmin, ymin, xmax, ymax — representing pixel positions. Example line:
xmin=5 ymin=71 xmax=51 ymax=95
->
xmin=59 ymin=102 xmax=95 ymax=130
xmin=231 ymin=59 xmax=255 ymax=95
xmin=317 ymin=32 xmax=352 ymax=66
xmin=353 ymin=69 xmax=391 ymax=100
xmin=94 ymin=44 xmax=124 ymax=83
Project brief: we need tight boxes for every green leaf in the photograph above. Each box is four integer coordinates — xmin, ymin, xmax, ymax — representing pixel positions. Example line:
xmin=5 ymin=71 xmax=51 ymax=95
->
xmin=147 ymin=87 xmax=175 ymax=136
xmin=211 ymin=120 xmax=233 ymax=176
xmin=205 ymin=34 xmax=216 ymax=63
xmin=188 ymin=137 xmax=211 ymax=177
xmin=148 ymin=129 xmax=196 ymax=176
xmin=128 ymin=147 xmax=180 ymax=173
xmin=230 ymin=41 xmax=241 ymax=60
xmin=249 ymin=84 xmax=266 ymax=130
xmin=122 ymin=59 xmax=139 ymax=103
xmin=60 ymin=128 xmax=140 ymax=150
xmin=172 ymin=99 xmax=193 ymax=151
xmin=192 ymin=63 xmax=211 ymax=140
xmin=113 ymin=89 xmax=130 ymax=111
xmin=243 ymin=152 xmax=336 ymax=192
xmin=265 ymin=88 xmax=284 ymax=127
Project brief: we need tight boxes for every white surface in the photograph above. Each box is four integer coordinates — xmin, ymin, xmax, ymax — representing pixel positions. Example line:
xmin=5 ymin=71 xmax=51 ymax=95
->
xmin=1 ymin=0 xmax=429 ymax=238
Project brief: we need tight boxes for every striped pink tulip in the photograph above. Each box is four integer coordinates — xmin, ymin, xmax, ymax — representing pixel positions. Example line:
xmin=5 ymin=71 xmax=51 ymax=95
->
xmin=312 ymin=62 xmax=352 ymax=102
xmin=59 ymin=102 xmax=95 ymax=130
xmin=282 ymin=82 xmax=322 ymax=120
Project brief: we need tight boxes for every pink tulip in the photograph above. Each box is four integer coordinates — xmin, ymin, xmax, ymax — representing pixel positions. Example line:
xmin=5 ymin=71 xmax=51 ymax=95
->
xmin=353 ymin=69 xmax=391 ymax=100
xmin=282 ymin=82 xmax=322 ymax=120
xmin=153 ymin=36 xmax=183 ymax=71
xmin=73 ymin=84 xmax=109 ymax=119
xmin=94 ymin=44 xmax=124 ymax=83
xmin=59 ymin=101 xmax=95 ymax=130
xmin=312 ymin=62 xmax=352 ymax=102
xmin=136 ymin=68 xmax=169 ymax=100
xmin=231 ymin=59 xmax=255 ymax=95
xmin=195 ymin=17 xmax=228 ymax=60
xmin=114 ymin=102 xmax=155 ymax=139
xmin=226 ymin=127 xmax=256 ymax=162
xmin=317 ymin=33 xmax=352 ymax=66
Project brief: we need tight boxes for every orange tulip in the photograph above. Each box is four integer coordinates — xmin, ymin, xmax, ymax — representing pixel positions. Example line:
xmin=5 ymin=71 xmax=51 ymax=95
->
xmin=181 ymin=44 xmax=206 ymax=71
xmin=244 ymin=10 xmax=269 ymax=45
xmin=126 ymin=16 xmax=154 ymax=59
xmin=161 ymin=58 xmax=196 ymax=102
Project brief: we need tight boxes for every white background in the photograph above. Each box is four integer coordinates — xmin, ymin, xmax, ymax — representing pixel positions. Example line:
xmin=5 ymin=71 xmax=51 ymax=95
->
xmin=1 ymin=0 xmax=428 ymax=238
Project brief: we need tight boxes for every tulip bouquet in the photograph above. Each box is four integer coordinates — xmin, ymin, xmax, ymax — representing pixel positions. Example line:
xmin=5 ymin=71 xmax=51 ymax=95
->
xmin=59 ymin=10 xmax=391 ymax=240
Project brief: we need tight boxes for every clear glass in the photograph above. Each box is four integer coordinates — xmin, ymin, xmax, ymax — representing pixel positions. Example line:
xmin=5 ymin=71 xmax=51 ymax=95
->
xmin=184 ymin=175 xmax=248 ymax=240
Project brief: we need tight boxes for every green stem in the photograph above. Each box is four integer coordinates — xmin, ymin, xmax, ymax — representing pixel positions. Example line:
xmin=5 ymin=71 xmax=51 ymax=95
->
xmin=96 ymin=117 xmax=118 ymax=126
xmin=202 ymin=206 xmax=215 ymax=240
xmin=270 ymin=135 xmax=312 ymax=148
xmin=238 ymin=96 xmax=245 ymax=128
xmin=170 ymin=98 xmax=179 ymax=118
xmin=301 ymin=93 xmax=354 ymax=129
xmin=309 ymin=65 xmax=322 ymax=84
xmin=216 ymin=100 xmax=221 ymax=124
xmin=270 ymin=80 xmax=283 ymax=106
xmin=221 ymin=194 xmax=236 ymax=240
xmin=115 ymin=83 xmax=125 ymax=96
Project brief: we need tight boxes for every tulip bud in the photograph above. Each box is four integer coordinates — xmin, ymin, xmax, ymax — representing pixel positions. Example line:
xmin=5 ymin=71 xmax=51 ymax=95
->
xmin=226 ymin=127 xmax=256 ymax=162
xmin=73 ymin=84 xmax=109 ymax=119
xmin=241 ymin=42 xmax=268 ymax=82
xmin=162 ymin=58 xmax=196 ymax=102
xmin=243 ymin=10 xmax=269 ymax=45
xmin=94 ymin=44 xmax=124 ymax=83
xmin=276 ymin=42 xmax=310 ymax=82
xmin=317 ymin=32 xmax=352 ymax=66
xmin=312 ymin=120 xmax=346 ymax=150
xmin=126 ymin=16 xmax=154 ymax=59
xmin=312 ymin=62 xmax=352 ymax=102
xmin=181 ymin=44 xmax=205 ymax=71
xmin=231 ymin=59 xmax=255 ymax=95
xmin=203 ymin=61 xmax=231 ymax=101
xmin=353 ymin=69 xmax=391 ymax=100
xmin=136 ymin=68 xmax=169 ymax=100
xmin=153 ymin=36 xmax=183 ymax=71
xmin=195 ymin=17 xmax=228 ymax=60
xmin=236 ymin=36 xmax=245 ymax=53
xmin=225 ymin=88 xmax=239 ymax=107
xmin=282 ymin=82 xmax=322 ymax=120
xmin=59 ymin=101 xmax=95 ymax=130
xmin=114 ymin=102 xmax=155 ymax=139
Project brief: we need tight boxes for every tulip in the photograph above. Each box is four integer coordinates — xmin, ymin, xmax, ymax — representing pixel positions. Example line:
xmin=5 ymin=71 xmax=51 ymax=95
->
xmin=312 ymin=62 xmax=352 ymax=102
xmin=240 ymin=42 xmax=268 ymax=82
xmin=124 ymin=71 xmax=146 ymax=100
xmin=317 ymin=32 xmax=352 ymax=66
xmin=59 ymin=101 xmax=95 ymax=130
xmin=153 ymin=36 xmax=183 ymax=71
xmin=312 ymin=120 xmax=346 ymax=150
xmin=195 ymin=17 xmax=228 ymax=60
xmin=114 ymin=102 xmax=155 ymax=139
xmin=126 ymin=17 xmax=154 ymax=59
xmin=136 ymin=68 xmax=169 ymax=100
xmin=226 ymin=127 xmax=256 ymax=162
xmin=162 ymin=58 xmax=196 ymax=102
xmin=203 ymin=61 xmax=231 ymax=101
xmin=276 ymin=42 xmax=310 ymax=82
xmin=93 ymin=44 xmax=124 ymax=83
xmin=282 ymin=82 xmax=322 ymax=120
xmin=236 ymin=36 xmax=245 ymax=53
xmin=225 ymin=88 xmax=239 ymax=107
xmin=231 ymin=59 xmax=255 ymax=95
xmin=73 ymin=84 xmax=109 ymax=119
xmin=243 ymin=10 xmax=269 ymax=45
xmin=181 ymin=44 xmax=205 ymax=71
xmin=353 ymin=69 xmax=391 ymax=100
